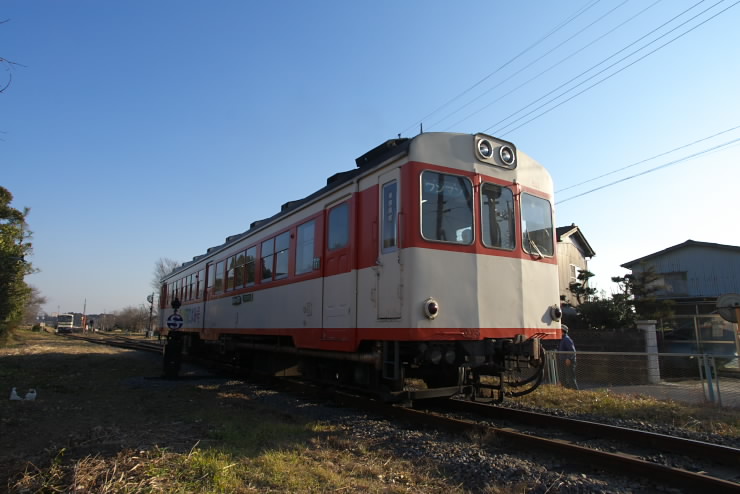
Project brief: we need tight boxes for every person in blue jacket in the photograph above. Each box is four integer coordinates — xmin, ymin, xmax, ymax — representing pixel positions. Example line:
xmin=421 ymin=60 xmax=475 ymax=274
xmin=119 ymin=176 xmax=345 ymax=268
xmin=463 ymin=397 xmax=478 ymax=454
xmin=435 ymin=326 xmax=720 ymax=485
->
xmin=558 ymin=325 xmax=578 ymax=389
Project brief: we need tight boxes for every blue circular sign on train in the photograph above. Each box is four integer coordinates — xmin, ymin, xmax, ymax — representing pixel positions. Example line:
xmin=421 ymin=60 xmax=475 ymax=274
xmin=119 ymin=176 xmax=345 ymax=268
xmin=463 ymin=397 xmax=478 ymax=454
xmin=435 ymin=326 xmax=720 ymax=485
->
xmin=167 ymin=313 xmax=183 ymax=330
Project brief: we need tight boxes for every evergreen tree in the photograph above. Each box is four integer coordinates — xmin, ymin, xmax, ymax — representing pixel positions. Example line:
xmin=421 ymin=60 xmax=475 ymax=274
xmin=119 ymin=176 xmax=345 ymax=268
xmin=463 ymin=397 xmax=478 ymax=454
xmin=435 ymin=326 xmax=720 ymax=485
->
xmin=0 ymin=186 xmax=35 ymax=341
xmin=611 ymin=264 xmax=674 ymax=321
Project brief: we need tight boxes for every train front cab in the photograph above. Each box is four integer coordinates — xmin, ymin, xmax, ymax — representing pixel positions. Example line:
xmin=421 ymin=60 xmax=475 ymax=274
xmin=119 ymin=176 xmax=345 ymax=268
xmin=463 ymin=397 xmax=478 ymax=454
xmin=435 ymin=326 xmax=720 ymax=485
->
xmin=358 ymin=133 xmax=562 ymax=401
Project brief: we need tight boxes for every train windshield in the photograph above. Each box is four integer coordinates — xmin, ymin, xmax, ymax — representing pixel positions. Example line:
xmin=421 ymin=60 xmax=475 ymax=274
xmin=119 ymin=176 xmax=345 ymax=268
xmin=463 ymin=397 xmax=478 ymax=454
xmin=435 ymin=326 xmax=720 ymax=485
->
xmin=481 ymin=183 xmax=515 ymax=250
xmin=521 ymin=193 xmax=554 ymax=257
xmin=420 ymin=171 xmax=474 ymax=244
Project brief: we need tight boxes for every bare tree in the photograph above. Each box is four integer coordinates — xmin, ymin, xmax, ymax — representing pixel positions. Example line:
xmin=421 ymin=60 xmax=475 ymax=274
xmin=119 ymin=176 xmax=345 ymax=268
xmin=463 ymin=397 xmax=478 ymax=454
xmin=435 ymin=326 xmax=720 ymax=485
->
xmin=22 ymin=285 xmax=47 ymax=325
xmin=1 ymin=19 xmax=21 ymax=95
xmin=151 ymin=258 xmax=180 ymax=293
xmin=114 ymin=305 xmax=149 ymax=333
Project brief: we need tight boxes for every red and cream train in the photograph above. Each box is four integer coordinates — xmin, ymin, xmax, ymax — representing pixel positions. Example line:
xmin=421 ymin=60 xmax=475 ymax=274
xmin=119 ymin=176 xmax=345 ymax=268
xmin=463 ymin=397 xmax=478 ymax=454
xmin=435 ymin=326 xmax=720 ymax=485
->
xmin=158 ymin=132 xmax=563 ymax=401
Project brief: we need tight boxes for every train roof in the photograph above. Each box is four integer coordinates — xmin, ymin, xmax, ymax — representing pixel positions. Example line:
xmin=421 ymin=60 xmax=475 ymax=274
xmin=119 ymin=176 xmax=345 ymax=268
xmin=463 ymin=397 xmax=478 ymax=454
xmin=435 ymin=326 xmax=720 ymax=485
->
xmin=164 ymin=137 xmax=412 ymax=279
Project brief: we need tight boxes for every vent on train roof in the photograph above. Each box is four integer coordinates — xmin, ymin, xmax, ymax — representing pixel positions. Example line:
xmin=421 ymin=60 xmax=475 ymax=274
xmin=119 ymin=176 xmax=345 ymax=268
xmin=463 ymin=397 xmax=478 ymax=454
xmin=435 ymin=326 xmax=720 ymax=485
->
xmin=355 ymin=138 xmax=409 ymax=169
xmin=281 ymin=200 xmax=301 ymax=212
xmin=326 ymin=169 xmax=356 ymax=185
xmin=250 ymin=219 xmax=268 ymax=229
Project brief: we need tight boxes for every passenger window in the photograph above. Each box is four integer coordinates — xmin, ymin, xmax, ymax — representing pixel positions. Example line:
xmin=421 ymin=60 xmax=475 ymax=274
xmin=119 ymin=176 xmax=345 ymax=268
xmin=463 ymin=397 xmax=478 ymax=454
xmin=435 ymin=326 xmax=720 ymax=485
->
xmin=328 ymin=202 xmax=349 ymax=250
xmin=274 ymin=232 xmax=290 ymax=280
xmin=245 ymin=247 xmax=256 ymax=285
xmin=421 ymin=171 xmax=474 ymax=244
xmin=481 ymin=183 xmax=515 ymax=250
xmin=261 ymin=239 xmax=274 ymax=281
xmin=214 ymin=261 xmax=225 ymax=293
xmin=226 ymin=256 xmax=236 ymax=291
xmin=196 ymin=269 xmax=205 ymax=299
xmin=206 ymin=264 xmax=215 ymax=297
xmin=234 ymin=251 xmax=246 ymax=288
xmin=296 ymin=220 xmax=316 ymax=275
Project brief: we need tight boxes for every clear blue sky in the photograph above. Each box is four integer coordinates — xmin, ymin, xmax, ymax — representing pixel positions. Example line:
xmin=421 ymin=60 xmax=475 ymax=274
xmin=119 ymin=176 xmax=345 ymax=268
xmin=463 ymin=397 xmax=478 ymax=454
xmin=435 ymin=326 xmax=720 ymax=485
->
xmin=3 ymin=1 xmax=740 ymax=315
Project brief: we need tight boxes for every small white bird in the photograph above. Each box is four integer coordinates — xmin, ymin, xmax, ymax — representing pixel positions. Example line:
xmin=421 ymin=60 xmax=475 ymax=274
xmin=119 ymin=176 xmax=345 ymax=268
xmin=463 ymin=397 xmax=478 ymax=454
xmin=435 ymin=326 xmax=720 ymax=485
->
xmin=9 ymin=387 xmax=22 ymax=400
xmin=24 ymin=389 xmax=37 ymax=401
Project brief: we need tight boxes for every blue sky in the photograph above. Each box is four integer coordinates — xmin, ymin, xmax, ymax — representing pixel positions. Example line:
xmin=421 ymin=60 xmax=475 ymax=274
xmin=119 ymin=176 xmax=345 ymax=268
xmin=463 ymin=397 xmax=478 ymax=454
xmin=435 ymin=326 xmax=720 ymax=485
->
xmin=3 ymin=1 xmax=740 ymax=315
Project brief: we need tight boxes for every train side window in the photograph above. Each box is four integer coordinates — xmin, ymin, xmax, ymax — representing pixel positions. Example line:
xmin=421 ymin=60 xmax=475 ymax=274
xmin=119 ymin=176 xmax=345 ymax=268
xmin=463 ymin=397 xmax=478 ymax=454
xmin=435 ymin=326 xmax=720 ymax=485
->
xmin=328 ymin=202 xmax=349 ymax=250
xmin=521 ymin=193 xmax=554 ymax=257
xmin=226 ymin=256 xmax=236 ymax=291
xmin=234 ymin=251 xmax=246 ymax=288
xmin=206 ymin=264 xmax=215 ymax=298
xmin=215 ymin=261 xmax=225 ymax=293
xmin=196 ymin=269 xmax=205 ymax=299
xmin=296 ymin=220 xmax=316 ymax=275
xmin=261 ymin=239 xmax=274 ymax=281
xmin=382 ymin=181 xmax=397 ymax=253
xmin=274 ymin=232 xmax=290 ymax=280
xmin=481 ymin=183 xmax=515 ymax=250
xmin=188 ymin=274 xmax=195 ymax=300
xmin=245 ymin=246 xmax=256 ymax=285
xmin=421 ymin=171 xmax=474 ymax=244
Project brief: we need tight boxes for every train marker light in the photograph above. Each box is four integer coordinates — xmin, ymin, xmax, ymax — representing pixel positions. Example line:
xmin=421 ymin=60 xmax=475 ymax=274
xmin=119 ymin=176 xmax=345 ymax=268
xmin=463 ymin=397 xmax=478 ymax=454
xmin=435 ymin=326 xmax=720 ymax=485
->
xmin=550 ymin=305 xmax=563 ymax=321
xmin=424 ymin=297 xmax=440 ymax=320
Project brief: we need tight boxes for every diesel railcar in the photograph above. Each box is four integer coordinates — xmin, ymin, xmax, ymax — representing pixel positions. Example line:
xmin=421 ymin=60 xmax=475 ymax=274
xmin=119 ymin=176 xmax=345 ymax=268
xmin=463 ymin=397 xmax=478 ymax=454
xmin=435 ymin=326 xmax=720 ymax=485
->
xmin=159 ymin=132 xmax=562 ymax=401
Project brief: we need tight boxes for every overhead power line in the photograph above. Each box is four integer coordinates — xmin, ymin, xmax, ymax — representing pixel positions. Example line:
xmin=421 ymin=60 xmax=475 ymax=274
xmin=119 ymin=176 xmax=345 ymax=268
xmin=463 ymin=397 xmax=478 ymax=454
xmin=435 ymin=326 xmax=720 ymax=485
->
xmin=488 ymin=0 xmax=735 ymax=136
xmin=397 ymin=0 xmax=603 ymax=136
xmin=440 ymin=0 xmax=664 ymax=132
xmin=555 ymin=136 xmax=740 ymax=204
xmin=556 ymin=124 xmax=740 ymax=193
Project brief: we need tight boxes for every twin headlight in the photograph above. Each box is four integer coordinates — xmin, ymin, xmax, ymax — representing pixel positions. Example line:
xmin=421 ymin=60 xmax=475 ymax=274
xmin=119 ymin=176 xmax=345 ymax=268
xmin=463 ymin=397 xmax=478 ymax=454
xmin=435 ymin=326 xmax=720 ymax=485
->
xmin=475 ymin=133 xmax=517 ymax=169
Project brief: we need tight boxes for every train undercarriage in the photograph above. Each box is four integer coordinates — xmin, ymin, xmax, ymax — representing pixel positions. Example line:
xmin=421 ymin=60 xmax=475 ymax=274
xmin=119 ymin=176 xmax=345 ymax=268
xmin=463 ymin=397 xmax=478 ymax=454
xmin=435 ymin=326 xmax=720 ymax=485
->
xmin=163 ymin=331 xmax=546 ymax=403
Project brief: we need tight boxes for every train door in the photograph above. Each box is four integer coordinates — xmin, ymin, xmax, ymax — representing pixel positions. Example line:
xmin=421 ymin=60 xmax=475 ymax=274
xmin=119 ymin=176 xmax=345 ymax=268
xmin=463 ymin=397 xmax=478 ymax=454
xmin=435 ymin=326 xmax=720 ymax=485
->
xmin=377 ymin=169 xmax=402 ymax=319
xmin=322 ymin=199 xmax=356 ymax=341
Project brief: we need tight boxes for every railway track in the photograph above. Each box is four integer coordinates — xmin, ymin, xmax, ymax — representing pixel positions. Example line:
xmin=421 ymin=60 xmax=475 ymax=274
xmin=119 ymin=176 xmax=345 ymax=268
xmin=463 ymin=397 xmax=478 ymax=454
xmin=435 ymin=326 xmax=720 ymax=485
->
xmin=63 ymin=332 xmax=740 ymax=492
xmin=65 ymin=332 xmax=164 ymax=354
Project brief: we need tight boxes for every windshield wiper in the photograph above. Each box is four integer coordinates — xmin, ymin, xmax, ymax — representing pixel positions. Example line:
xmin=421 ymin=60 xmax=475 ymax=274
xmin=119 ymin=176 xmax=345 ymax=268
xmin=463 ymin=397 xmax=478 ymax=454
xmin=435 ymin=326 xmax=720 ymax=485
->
xmin=525 ymin=230 xmax=543 ymax=259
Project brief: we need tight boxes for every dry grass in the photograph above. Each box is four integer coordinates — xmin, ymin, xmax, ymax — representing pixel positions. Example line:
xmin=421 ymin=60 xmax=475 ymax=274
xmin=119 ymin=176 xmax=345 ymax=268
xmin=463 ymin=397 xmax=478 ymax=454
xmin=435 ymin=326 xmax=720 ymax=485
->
xmin=512 ymin=384 xmax=740 ymax=437
xmin=1 ymin=331 xmax=464 ymax=493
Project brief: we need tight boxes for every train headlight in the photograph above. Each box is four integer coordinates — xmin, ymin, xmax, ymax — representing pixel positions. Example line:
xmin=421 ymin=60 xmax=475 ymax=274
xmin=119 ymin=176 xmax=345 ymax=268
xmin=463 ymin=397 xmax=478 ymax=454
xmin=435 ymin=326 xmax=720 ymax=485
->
xmin=499 ymin=145 xmax=515 ymax=166
xmin=550 ymin=305 xmax=563 ymax=321
xmin=477 ymin=138 xmax=494 ymax=159
xmin=474 ymin=133 xmax=517 ymax=169
xmin=424 ymin=297 xmax=440 ymax=320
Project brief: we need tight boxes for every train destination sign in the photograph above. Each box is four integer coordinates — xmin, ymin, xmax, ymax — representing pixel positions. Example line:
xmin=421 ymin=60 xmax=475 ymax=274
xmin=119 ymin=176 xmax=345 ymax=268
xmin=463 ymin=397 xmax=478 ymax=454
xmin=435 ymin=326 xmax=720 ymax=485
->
xmin=167 ymin=313 xmax=183 ymax=330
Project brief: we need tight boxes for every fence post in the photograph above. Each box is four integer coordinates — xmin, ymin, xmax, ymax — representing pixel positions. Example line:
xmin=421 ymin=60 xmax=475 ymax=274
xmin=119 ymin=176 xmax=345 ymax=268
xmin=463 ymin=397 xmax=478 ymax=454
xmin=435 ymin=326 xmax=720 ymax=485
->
xmin=701 ymin=355 xmax=717 ymax=404
xmin=637 ymin=320 xmax=660 ymax=384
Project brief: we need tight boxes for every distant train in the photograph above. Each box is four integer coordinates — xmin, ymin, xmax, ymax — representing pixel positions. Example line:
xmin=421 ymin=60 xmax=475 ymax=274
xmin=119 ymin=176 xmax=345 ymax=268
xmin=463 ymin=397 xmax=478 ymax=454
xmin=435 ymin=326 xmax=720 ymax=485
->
xmin=158 ymin=132 xmax=563 ymax=401
xmin=56 ymin=313 xmax=75 ymax=334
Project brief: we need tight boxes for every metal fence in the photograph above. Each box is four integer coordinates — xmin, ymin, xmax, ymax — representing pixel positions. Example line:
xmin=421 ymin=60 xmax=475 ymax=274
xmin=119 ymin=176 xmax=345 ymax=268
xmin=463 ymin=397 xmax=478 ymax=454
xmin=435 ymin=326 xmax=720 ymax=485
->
xmin=544 ymin=351 xmax=740 ymax=408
